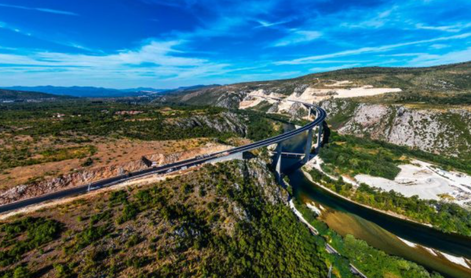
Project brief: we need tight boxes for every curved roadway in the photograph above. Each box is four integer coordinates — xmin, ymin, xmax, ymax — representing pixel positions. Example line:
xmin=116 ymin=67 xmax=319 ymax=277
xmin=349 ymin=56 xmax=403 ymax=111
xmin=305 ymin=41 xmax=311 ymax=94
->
xmin=0 ymin=102 xmax=326 ymax=214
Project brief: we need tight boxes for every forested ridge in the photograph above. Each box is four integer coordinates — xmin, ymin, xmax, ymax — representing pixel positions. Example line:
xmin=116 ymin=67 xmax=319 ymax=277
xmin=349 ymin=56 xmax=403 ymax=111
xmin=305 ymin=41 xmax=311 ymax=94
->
xmin=0 ymin=160 xmax=328 ymax=278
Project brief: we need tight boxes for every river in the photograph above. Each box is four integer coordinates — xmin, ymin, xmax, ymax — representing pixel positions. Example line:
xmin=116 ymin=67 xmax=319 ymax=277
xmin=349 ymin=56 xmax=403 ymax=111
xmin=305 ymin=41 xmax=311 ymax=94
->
xmin=278 ymin=128 xmax=471 ymax=278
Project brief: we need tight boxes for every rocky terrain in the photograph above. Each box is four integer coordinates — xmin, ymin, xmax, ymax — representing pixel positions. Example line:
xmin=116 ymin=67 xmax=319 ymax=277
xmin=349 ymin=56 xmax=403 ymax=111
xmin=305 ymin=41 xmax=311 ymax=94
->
xmin=173 ymin=111 xmax=248 ymax=137
xmin=158 ymin=62 xmax=471 ymax=159
xmin=0 ymin=102 xmax=264 ymax=206
xmin=157 ymin=62 xmax=471 ymax=108
xmin=321 ymin=99 xmax=471 ymax=159
xmin=0 ymin=141 xmax=231 ymax=205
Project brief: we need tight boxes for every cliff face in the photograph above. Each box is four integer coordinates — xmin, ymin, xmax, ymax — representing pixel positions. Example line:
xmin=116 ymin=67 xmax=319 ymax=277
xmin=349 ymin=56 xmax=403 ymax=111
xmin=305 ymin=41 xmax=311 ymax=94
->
xmin=321 ymin=99 xmax=471 ymax=158
xmin=171 ymin=82 xmax=471 ymax=158
xmin=174 ymin=112 xmax=248 ymax=137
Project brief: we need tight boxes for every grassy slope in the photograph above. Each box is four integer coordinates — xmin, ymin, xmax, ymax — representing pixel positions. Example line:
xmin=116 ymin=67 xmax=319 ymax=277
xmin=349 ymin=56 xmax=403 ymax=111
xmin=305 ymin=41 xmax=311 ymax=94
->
xmin=302 ymin=62 xmax=471 ymax=91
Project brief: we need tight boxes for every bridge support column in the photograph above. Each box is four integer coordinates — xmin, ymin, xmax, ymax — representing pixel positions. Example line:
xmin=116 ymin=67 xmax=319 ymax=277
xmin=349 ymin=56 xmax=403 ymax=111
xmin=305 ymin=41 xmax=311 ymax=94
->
xmin=308 ymin=108 xmax=312 ymax=118
xmin=275 ymin=143 xmax=282 ymax=183
xmin=316 ymin=124 xmax=323 ymax=153
xmin=304 ymin=128 xmax=314 ymax=163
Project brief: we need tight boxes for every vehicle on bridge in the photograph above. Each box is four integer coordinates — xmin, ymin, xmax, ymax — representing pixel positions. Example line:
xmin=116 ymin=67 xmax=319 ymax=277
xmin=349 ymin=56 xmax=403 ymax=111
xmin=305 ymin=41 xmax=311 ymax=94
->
xmin=196 ymin=154 xmax=211 ymax=159
xmin=215 ymin=151 xmax=230 ymax=158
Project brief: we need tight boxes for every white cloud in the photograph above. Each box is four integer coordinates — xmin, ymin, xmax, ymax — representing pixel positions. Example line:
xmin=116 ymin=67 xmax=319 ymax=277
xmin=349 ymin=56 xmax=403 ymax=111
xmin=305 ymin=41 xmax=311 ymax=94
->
xmin=272 ymin=30 xmax=322 ymax=47
xmin=0 ymin=21 xmax=32 ymax=36
xmin=0 ymin=40 xmax=207 ymax=67
xmin=430 ymin=44 xmax=449 ymax=49
xmin=341 ymin=7 xmax=397 ymax=29
xmin=415 ymin=23 xmax=471 ymax=32
xmin=309 ymin=64 xmax=361 ymax=73
xmin=384 ymin=53 xmax=425 ymax=57
xmin=0 ymin=3 xmax=78 ymax=16
xmin=275 ymin=32 xmax=471 ymax=65
xmin=0 ymin=40 xmax=235 ymax=88
xmin=254 ymin=17 xmax=295 ymax=29
xmin=406 ymin=47 xmax=471 ymax=66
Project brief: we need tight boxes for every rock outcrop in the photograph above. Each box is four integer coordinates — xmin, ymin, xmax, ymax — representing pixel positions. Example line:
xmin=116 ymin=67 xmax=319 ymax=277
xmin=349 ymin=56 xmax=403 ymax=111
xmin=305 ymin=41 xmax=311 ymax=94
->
xmin=0 ymin=145 xmax=229 ymax=205
xmin=321 ymin=99 xmax=471 ymax=158
xmin=174 ymin=112 xmax=248 ymax=136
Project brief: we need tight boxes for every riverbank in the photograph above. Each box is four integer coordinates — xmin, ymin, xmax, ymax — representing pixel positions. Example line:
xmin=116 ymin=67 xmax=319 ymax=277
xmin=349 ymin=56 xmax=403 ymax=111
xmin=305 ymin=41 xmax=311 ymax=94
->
xmin=293 ymin=167 xmax=471 ymax=276
xmin=301 ymin=160 xmax=432 ymax=228
xmin=288 ymin=199 xmax=369 ymax=278
xmin=280 ymin=122 xmax=471 ymax=276
xmin=300 ymin=160 xmax=471 ymax=272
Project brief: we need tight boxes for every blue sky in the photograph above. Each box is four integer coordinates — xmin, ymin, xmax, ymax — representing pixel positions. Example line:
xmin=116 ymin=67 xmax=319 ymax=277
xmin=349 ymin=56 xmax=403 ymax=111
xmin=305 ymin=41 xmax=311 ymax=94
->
xmin=0 ymin=0 xmax=470 ymax=88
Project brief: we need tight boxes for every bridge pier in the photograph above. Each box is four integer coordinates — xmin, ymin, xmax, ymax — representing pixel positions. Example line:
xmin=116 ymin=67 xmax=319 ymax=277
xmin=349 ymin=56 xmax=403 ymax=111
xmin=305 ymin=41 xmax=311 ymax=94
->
xmin=315 ymin=124 xmax=323 ymax=153
xmin=275 ymin=143 xmax=282 ymax=183
xmin=304 ymin=128 xmax=314 ymax=163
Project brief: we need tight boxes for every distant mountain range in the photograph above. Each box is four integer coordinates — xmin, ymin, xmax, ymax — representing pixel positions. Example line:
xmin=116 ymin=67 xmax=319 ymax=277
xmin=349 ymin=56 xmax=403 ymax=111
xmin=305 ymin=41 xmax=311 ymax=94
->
xmin=0 ymin=86 xmax=167 ymax=98
xmin=0 ymin=89 xmax=74 ymax=102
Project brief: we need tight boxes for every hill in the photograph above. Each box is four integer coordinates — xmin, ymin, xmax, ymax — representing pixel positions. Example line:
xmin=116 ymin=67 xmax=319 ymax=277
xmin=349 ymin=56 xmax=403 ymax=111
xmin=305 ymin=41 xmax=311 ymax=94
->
xmin=1 ymin=86 xmax=166 ymax=98
xmin=0 ymin=159 xmax=330 ymax=277
xmin=156 ymin=61 xmax=471 ymax=161
xmin=0 ymin=89 xmax=73 ymax=103
xmin=157 ymin=61 xmax=471 ymax=108
xmin=0 ymin=158 xmax=441 ymax=278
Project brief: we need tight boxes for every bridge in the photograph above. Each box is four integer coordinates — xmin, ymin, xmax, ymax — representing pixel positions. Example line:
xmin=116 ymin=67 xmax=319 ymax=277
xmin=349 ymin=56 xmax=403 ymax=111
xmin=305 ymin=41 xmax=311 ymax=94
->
xmin=0 ymin=100 xmax=327 ymax=214
xmin=0 ymin=100 xmax=365 ymax=276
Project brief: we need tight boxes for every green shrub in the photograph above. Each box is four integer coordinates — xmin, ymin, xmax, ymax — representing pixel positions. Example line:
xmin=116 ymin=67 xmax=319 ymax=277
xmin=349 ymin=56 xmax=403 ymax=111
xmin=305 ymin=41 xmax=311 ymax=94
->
xmin=0 ymin=217 xmax=62 ymax=267
xmin=117 ymin=203 xmax=139 ymax=224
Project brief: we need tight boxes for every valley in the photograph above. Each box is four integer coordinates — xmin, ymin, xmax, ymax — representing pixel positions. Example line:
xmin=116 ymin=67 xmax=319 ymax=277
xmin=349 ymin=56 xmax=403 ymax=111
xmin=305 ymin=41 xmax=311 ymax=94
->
xmin=2 ymin=62 xmax=471 ymax=278
xmin=2 ymin=0 xmax=471 ymax=277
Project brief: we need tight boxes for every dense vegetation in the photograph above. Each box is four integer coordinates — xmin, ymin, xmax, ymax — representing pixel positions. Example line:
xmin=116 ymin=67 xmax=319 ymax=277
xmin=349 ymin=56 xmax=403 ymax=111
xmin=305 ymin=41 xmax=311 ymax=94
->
xmin=320 ymin=133 xmax=403 ymax=180
xmin=0 ymin=145 xmax=96 ymax=171
xmin=322 ymin=132 xmax=471 ymax=177
xmin=244 ymin=110 xmax=289 ymax=141
xmin=386 ymin=92 xmax=471 ymax=105
xmin=0 ymin=161 xmax=328 ymax=277
xmin=306 ymin=168 xmax=471 ymax=236
xmin=0 ymin=217 xmax=63 ymax=267
xmin=294 ymin=201 xmax=442 ymax=278
xmin=0 ymin=102 xmax=233 ymax=140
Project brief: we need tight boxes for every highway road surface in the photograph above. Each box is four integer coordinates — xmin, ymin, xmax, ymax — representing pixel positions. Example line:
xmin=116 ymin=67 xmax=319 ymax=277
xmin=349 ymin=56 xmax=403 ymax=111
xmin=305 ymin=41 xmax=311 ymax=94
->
xmin=0 ymin=102 xmax=326 ymax=214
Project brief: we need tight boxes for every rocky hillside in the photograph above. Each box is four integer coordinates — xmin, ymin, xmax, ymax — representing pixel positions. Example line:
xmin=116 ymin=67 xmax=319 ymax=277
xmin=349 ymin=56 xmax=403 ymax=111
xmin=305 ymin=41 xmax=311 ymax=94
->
xmin=1 ymin=101 xmax=291 ymax=207
xmin=0 ymin=141 xmax=231 ymax=206
xmin=0 ymin=160 xmax=328 ymax=277
xmin=173 ymin=111 xmax=248 ymax=137
xmin=321 ymin=99 xmax=471 ymax=159
xmin=157 ymin=62 xmax=471 ymax=159
xmin=157 ymin=61 xmax=471 ymax=109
